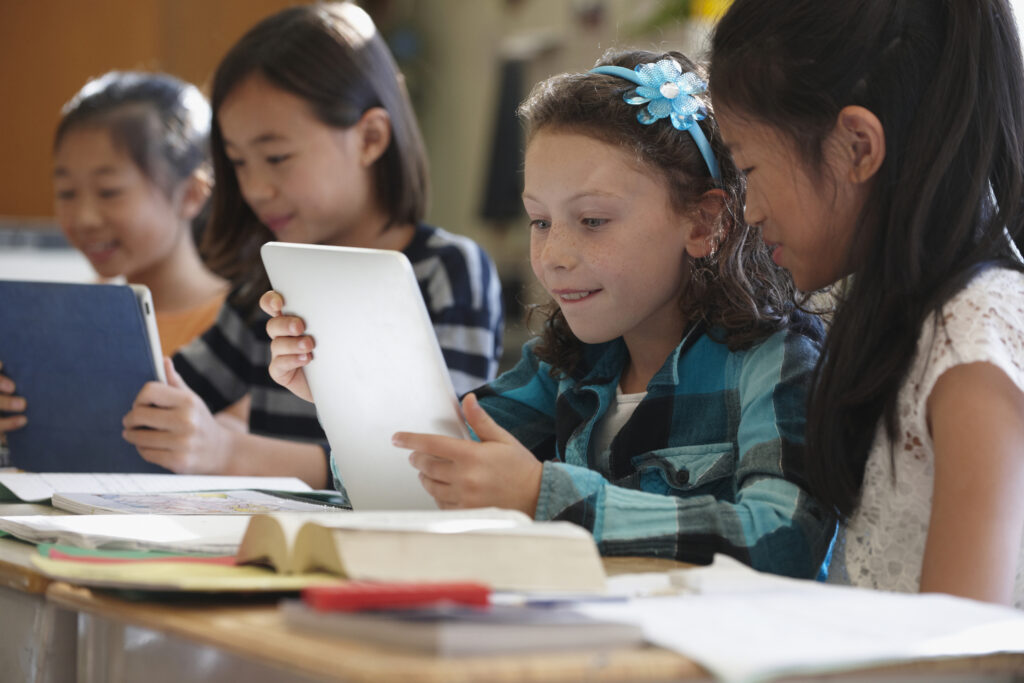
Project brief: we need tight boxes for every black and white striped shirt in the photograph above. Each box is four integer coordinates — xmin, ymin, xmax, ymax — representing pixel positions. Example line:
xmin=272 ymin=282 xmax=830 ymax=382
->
xmin=173 ymin=224 xmax=504 ymax=451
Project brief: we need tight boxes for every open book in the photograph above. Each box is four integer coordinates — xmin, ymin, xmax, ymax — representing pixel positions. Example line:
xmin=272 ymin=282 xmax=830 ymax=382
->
xmin=7 ymin=508 xmax=607 ymax=593
xmin=237 ymin=508 xmax=607 ymax=593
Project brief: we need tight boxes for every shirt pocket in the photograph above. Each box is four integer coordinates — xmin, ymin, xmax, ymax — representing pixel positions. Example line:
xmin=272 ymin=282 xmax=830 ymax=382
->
xmin=630 ymin=442 xmax=736 ymax=494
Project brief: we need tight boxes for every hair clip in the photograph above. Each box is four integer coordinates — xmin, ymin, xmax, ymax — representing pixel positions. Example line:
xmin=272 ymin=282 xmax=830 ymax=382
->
xmin=590 ymin=59 xmax=721 ymax=182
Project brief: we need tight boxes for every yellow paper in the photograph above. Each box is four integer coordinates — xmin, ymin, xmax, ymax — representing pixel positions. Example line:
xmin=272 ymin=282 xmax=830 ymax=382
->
xmin=32 ymin=556 xmax=343 ymax=592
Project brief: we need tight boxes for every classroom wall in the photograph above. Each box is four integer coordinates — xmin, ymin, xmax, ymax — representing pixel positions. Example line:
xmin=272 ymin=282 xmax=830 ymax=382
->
xmin=0 ymin=0 xmax=297 ymax=221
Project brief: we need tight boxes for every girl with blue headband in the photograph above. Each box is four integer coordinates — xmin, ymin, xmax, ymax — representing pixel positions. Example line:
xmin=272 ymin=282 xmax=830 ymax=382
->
xmin=711 ymin=0 xmax=1024 ymax=606
xmin=263 ymin=49 xmax=835 ymax=577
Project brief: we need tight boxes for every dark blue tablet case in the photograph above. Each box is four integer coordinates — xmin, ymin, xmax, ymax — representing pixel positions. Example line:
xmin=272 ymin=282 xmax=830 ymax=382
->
xmin=0 ymin=280 xmax=168 ymax=473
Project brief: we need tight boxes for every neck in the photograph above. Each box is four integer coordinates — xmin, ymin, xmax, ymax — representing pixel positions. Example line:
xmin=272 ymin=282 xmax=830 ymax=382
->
xmin=619 ymin=319 xmax=691 ymax=394
xmin=327 ymin=202 xmax=417 ymax=252
xmin=128 ymin=225 xmax=226 ymax=313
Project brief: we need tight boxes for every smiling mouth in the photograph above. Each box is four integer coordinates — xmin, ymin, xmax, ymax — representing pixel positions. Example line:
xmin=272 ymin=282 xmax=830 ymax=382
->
xmin=262 ymin=215 xmax=294 ymax=233
xmin=556 ymin=290 xmax=600 ymax=302
xmin=82 ymin=241 xmax=118 ymax=259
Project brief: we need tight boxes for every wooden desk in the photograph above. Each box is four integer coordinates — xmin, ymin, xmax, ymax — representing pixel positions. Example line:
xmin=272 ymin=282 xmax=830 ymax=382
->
xmin=47 ymin=558 xmax=707 ymax=683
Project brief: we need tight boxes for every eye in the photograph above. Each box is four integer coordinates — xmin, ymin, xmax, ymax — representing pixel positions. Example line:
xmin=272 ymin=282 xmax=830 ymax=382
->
xmin=529 ymin=218 xmax=551 ymax=231
xmin=266 ymin=154 xmax=292 ymax=165
xmin=581 ymin=217 xmax=607 ymax=229
xmin=98 ymin=188 xmax=123 ymax=199
xmin=55 ymin=189 xmax=75 ymax=201
xmin=226 ymin=157 xmax=245 ymax=168
xmin=741 ymin=166 xmax=755 ymax=176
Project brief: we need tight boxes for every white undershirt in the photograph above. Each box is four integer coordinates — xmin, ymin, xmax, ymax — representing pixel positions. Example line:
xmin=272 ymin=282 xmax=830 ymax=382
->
xmin=589 ymin=386 xmax=647 ymax=465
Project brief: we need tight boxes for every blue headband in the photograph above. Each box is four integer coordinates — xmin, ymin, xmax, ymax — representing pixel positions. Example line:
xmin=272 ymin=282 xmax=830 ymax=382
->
xmin=590 ymin=60 xmax=722 ymax=183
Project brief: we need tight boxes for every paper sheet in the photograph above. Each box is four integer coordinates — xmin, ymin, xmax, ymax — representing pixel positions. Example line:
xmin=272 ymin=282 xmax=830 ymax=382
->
xmin=581 ymin=555 xmax=1024 ymax=683
xmin=0 ymin=472 xmax=312 ymax=502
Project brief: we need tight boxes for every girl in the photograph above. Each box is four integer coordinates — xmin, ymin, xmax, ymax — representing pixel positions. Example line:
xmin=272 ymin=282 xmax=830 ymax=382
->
xmin=121 ymin=2 xmax=504 ymax=490
xmin=0 ymin=70 xmax=236 ymax=438
xmin=710 ymin=0 xmax=1024 ymax=606
xmin=264 ymin=50 xmax=835 ymax=578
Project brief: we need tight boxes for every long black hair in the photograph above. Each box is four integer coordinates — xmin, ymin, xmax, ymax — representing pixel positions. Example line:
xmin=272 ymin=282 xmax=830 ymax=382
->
xmin=204 ymin=2 xmax=430 ymax=315
xmin=710 ymin=0 xmax=1024 ymax=518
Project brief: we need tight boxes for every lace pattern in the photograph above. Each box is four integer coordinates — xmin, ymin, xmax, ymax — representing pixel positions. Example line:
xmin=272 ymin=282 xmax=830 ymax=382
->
xmin=828 ymin=268 xmax=1024 ymax=608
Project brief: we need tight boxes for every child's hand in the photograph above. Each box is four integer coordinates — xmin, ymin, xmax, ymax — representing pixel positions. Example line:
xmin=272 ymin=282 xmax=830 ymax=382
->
xmin=0 ymin=361 xmax=27 ymax=434
xmin=121 ymin=357 xmax=235 ymax=473
xmin=260 ymin=290 xmax=314 ymax=403
xmin=393 ymin=393 xmax=544 ymax=515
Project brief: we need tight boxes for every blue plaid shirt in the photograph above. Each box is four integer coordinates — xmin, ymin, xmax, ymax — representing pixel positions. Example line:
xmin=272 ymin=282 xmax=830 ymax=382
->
xmin=475 ymin=316 xmax=834 ymax=579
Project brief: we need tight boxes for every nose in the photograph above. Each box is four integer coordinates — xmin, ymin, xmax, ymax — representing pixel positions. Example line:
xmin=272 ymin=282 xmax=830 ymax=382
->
xmin=236 ymin=164 xmax=275 ymax=206
xmin=742 ymin=192 xmax=765 ymax=228
xmin=68 ymin=195 xmax=102 ymax=232
xmin=535 ymin=222 xmax=578 ymax=271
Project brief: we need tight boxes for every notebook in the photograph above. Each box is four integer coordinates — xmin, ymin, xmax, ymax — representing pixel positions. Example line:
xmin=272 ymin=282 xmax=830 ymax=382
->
xmin=260 ymin=242 xmax=469 ymax=510
xmin=0 ymin=280 xmax=167 ymax=473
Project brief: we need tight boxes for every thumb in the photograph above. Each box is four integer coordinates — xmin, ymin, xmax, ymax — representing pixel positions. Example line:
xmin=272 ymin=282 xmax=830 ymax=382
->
xmin=462 ymin=393 xmax=515 ymax=445
xmin=163 ymin=357 xmax=186 ymax=389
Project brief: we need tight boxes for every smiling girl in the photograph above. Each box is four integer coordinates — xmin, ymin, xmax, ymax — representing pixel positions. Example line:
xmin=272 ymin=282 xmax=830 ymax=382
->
xmin=120 ymin=3 xmax=503 ymax=488
xmin=264 ymin=50 xmax=835 ymax=577
xmin=711 ymin=0 xmax=1024 ymax=605
xmin=0 ymin=71 xmax=231 ymax=439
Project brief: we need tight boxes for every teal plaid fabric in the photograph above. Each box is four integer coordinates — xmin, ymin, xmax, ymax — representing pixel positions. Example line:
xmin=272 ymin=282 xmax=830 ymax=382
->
xmin=476 ymin=315 xmax=835 ymax=579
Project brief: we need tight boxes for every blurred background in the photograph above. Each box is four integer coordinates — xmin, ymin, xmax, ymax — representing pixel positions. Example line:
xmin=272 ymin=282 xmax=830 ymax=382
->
xmin=0 ymin=0 xmax=725 ymax=368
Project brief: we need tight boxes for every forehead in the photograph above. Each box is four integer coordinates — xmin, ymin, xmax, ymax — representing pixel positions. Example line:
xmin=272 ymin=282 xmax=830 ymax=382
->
xmin=217 ymin=72 xmax=323 ymax=144
xmin=54 ymin=126 xmax=135 ymax=171
xmin=715 ymin=108 xmax=791 ymax=156
xmin=524 ymin=128 xmax=652 ymax=189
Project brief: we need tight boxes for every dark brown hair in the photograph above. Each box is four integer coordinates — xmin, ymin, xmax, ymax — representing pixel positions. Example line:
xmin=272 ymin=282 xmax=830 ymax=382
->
xmin=55 ymin=70 xmax=210 ymax=200
xmin=710 ymin=0 xmax=1024 ymax=518
xmin=204 ymin=2 xmax=430 ymax=314
xmin=517 ymin=49 xmax=797 ymax=378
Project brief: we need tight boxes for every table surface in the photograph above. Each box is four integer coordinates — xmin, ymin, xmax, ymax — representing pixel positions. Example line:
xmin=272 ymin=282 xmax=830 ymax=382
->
xmin=47 ymin=557 xmax=707 ymax=683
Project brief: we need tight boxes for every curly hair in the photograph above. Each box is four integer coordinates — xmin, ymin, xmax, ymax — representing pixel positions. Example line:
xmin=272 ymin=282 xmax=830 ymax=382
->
xmin=518 ymin=49 xmax=797 ymax=378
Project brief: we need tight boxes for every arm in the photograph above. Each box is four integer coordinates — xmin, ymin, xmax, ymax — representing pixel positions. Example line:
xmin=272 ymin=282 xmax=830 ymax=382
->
xmin=922 ymin=361 xmax=1024 ymax=604
xmin=122 ymin=358 xmax=328 ymax=488
xmin=537 ymin=330 xmax=832 ymax=578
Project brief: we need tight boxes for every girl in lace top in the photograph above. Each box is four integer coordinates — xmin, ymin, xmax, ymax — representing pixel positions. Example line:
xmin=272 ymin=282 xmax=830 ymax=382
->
xmin=710 ymin=0 xmax=1024 ymax=607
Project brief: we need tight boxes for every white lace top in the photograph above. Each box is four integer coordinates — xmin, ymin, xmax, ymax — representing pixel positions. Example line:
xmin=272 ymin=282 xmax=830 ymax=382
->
xmin=827 ymin=267 xmax=1024 ymax=608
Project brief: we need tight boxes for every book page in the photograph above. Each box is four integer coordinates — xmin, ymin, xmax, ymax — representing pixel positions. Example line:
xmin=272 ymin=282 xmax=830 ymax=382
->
xmin=294 ymin=507 xmax=531 ymax=533
xmin=51 ymin=490 xmax=338 ymax=515
xmin=0 ymin=473 xmax=312 ymax=502
xmin=0 ymin=514 xmax=250 ymax=553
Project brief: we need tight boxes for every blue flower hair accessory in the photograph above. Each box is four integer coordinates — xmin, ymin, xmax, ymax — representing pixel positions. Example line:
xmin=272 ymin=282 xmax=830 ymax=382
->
xmin=590 ymin=59 xmax=722 ymax=183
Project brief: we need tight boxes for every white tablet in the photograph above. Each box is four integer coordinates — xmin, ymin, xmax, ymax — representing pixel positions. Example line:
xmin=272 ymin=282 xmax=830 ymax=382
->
xmin=260 ymin=242 xmax=469 ymax=510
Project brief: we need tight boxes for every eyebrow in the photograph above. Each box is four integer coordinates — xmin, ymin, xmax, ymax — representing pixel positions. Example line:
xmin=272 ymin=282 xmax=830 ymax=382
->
xmin=224 ymin=132 xmax=290 ymax=148
xmin=53 ymin=165 xmax=122 ymax=178
xmin=522 ymin=189 xmax=623 ymax=203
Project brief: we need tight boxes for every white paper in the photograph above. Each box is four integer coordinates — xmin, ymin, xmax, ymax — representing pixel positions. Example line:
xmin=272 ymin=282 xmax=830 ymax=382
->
xmin=0 ymin=472 xmax=312 ymax=502
xmin=581 ymin=555 xmax=1024 ymax=683
xmin=0 ymin=514 xmax=250 ymax=554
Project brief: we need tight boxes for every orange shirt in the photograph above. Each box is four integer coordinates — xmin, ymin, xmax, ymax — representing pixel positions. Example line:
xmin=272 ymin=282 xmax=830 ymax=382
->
xmin=155 ymin=292 xmax=226 ymax=356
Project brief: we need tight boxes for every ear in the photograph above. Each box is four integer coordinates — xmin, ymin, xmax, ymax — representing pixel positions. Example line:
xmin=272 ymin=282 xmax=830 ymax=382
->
xmin=834 ymin=105 xmax=885 ymax=184
xmin=355 ymin=107 xmax=392 ymax=167
xmin=175 ymin=169 xmax=212 ymax=222
xmin=684 ymin=189 xmax=726 ymax=259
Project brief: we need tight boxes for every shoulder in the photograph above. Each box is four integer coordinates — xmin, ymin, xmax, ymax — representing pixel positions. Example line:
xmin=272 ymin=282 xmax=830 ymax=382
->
xmin=737 ymin=311 xmax=823 ymax=378
xmin=405 ymin=224 xmax=496 ymax=273
xmin=405 ymin=224 xmax=501 ymax=309
xmin=917 ymin=265 xmax=1024 ymax=389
